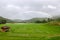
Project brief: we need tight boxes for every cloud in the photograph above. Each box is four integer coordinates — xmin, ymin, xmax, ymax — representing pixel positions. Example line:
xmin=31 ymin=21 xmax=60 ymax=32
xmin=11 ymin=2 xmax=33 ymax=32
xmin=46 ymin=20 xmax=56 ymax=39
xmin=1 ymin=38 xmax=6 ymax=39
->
xmin=48 ymin=5 xmax=56 ymax=9
xmin=43 ymin=5 xmax=57 ymax=9
xmin=24 ymin=11 xmax=52 ymax=18
xmin=6 ymin=5 xmax=21 ymax=10
xmin=0 ymin=0 xmax=60 ymax=20
xmin=10 ymin=11 xmax=52 ymax=20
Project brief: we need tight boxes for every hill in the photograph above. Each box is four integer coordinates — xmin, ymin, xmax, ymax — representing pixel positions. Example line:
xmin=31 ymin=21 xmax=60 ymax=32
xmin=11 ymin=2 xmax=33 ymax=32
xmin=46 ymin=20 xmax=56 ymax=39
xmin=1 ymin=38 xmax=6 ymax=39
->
xmin=0 ymin=16 xmax=14 ymax=23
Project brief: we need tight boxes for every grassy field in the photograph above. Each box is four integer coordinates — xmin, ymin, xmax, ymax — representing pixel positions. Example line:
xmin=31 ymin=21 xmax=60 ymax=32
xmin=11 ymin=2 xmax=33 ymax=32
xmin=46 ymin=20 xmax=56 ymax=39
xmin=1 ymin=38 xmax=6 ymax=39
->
xmin=0 ymin=23 xmax=60 ymax=40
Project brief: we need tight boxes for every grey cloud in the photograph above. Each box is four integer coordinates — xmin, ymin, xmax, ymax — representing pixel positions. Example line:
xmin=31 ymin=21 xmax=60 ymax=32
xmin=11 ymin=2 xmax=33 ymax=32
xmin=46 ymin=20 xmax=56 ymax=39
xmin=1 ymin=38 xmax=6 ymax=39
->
xmin=0 ymin=0 xmax=60 ymax=20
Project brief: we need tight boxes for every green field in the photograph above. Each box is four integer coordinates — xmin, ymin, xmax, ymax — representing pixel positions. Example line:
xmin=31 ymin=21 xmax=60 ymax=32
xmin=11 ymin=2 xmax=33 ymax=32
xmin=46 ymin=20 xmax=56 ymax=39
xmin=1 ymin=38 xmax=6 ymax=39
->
xmin=0 ymin=23 xmax=60 ymax=40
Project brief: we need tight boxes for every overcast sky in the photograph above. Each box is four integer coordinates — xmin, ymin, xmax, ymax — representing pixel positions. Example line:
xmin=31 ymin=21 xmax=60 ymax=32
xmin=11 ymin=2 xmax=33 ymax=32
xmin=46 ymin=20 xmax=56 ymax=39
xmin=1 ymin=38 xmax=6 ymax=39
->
xmin=0 ymin=0 xmax=60 ymax=20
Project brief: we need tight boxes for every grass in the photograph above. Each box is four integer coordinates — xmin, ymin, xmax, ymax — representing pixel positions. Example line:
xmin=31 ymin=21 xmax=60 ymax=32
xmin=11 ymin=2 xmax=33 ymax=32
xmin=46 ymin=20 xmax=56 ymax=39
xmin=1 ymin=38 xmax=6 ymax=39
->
xmin=0 ymin=23 xmax=60 ymax=40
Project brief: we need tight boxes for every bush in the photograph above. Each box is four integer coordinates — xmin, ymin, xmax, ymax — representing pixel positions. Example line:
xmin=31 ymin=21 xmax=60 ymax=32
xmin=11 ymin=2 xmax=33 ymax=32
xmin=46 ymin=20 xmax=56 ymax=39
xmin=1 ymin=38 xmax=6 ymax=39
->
xmin=35 ymin=20 xmax=42 ymax=23
xmin=35 ymin=20 xmax=47 ymax=23
xmin=0 ymin=20 xmax=6 ymax=24
xmin=49 ymin=21 xmax=60 ymax=26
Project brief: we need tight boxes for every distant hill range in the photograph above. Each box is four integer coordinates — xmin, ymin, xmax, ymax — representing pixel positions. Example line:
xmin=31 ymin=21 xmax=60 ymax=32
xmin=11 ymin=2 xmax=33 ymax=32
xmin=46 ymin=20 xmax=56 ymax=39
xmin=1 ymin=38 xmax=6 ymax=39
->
xmin=12 ymin=19 xmax=23 ymax=23
xmin=12 ymin=18 xmax=50 ymax=23
xmin=0 ymin=16 xmax=54 ymax=23
xmin=0 ymin=16 xmax=14 ymax=23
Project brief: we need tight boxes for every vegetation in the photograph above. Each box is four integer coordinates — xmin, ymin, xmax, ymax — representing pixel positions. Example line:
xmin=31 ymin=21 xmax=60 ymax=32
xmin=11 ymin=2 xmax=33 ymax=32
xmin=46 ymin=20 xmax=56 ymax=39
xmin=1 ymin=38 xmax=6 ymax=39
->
xmin=0 ymin=23 xmax=60 ymax=40
xmin=0 ymin=16 xmax=60 ymax=40
xmin=0 ymin=16 xmax=54 ymax=23
xmin=0 ymin=16 xmax=14 ymax=23
xmin=17 ymin=18 xmax=52 ymax=23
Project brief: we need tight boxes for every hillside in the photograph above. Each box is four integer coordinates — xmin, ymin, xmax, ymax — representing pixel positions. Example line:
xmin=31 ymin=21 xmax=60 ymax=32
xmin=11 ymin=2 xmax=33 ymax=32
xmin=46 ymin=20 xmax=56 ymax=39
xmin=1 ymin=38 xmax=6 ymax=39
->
xmin=0 ymin=16 xmax=14 ymax=23
xmin=11 ymin=18 xmax=52 ymax=23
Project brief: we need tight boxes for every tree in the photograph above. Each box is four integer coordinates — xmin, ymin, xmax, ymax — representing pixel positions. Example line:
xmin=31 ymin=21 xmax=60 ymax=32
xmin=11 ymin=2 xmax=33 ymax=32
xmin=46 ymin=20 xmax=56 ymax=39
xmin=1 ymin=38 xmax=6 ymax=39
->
xmin=35 ymin=20 xmax=42 ymax=23
xmin=0 ymin=20 xmax=6 ymax=24
xmin=42 ymin=20 xmax=47 ymax=23
xmin=1 ymin=20 xmax=6 ymax=24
